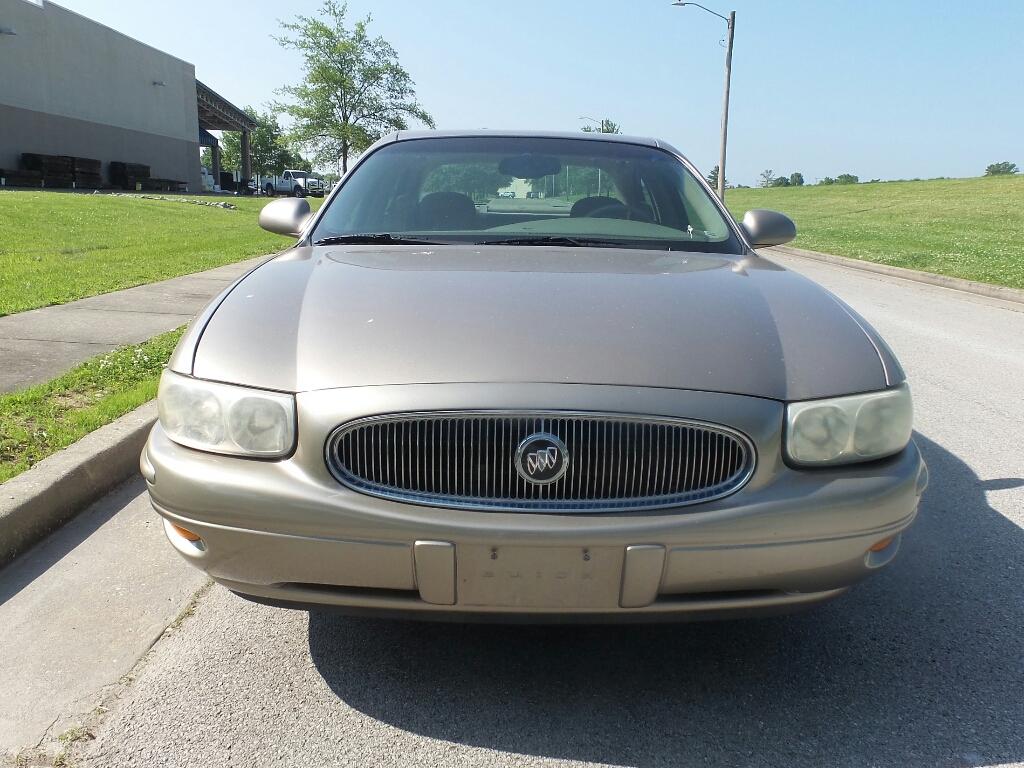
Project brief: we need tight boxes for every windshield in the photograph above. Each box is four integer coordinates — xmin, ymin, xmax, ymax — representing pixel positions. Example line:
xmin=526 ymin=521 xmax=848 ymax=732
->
xmin=311 ymin=137 xmax=742 ymax=253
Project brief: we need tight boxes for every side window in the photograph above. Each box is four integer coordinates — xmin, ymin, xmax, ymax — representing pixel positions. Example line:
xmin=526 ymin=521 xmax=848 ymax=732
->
xmin=678 ymin=175 xmax=731 ymax=240
xmin=283 ymin=171 xmax=291 ymax=181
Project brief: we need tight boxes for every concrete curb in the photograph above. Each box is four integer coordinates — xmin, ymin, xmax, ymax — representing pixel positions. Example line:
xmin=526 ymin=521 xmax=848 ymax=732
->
xmin=0 ymin=401 xmax=155 ymax=567
xmin=766 ymin=245 xmax=1024 ymax=306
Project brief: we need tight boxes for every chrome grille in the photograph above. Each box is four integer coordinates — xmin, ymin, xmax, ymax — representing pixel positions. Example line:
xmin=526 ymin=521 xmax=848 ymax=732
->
xmin=325 ymin=412 xmax=755 ymax=512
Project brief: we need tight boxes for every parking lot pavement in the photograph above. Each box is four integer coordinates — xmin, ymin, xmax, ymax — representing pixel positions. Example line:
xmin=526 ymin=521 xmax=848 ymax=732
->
xmin=15 ymin=252 xmax=1024 ymax=767
xmin=0 ymin=258 xmax=265 ymax=393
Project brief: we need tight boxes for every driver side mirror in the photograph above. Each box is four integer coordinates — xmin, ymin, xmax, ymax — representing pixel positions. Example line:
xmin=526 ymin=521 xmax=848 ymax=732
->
xmin=259 ymin=197 xmax=312 ymax=237
xmin=740 ymin=209 xmax=796 ymax=248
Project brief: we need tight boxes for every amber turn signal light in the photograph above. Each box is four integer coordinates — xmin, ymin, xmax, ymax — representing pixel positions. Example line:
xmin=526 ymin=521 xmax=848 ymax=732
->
xmin=868 ymin=536 xmax=896 ymax=552
xmin=171 ymin=523 xmax=203 ymax=543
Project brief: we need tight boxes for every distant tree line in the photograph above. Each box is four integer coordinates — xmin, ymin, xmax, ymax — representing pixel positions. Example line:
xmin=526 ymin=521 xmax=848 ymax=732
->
xmin=818 ymin=174 xmax=859 ymax=185
xmin=746 ymin=160 xmax=1018 ymax=189
xmin=757 ymin=169 xmax=807 ymax=188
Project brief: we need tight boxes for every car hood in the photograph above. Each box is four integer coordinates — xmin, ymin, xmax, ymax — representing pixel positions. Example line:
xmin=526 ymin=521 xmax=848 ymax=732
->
xmin=186 ymin=245 xmax=895 ymax=400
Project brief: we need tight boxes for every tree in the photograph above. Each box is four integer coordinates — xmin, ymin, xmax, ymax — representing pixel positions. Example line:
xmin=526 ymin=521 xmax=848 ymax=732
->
xmin=581 ymin=118 xmax=621 ymax=135
xmin=759 ymin=169 xmax=775 ymax=188
xmin=770 ymin=176 xmax=791 ymax=187
xmin=985 ymin=161 xmax=1018 ymax=176
xmin=201 ymin=107 xmax=304 ymax=177
xmin=835 ymin=173 xmax=859 ymax=185
xmin=275 ymin=1 xmax=434 ymax=172
xmin=819 ymin=177 xmax=836 ymax=185
xmin=789 ymin=171 xmax=805 ymax=187
xmin=706 ymin=165 xmax=725 ymax=188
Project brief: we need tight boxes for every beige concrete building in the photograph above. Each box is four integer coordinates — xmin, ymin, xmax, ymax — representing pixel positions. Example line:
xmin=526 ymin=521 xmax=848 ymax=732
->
xmin=0 ymin=0 xmax=253 ymax=191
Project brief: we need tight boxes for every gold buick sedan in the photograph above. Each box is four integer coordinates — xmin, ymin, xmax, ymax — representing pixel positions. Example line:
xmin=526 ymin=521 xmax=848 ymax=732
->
xmin=141 ymin=131 xmax=927 ymax=621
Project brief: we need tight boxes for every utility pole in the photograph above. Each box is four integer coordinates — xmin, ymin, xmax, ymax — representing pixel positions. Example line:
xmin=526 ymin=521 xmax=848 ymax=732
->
xmin=718 ymin=11 xmax=735 ymax=201
xmin=673 ymin=3 xmax=735 ymax=201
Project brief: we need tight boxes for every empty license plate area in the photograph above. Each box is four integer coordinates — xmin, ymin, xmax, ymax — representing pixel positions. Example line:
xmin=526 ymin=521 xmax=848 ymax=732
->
xmin=456 ymin=545 xmax=623 ymax=609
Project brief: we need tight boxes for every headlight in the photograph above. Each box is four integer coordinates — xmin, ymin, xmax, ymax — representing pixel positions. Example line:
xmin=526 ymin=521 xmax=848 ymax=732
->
xmin=786 ymin=383 xmax=912 ymax=466
xmin=157 ymin=370 xmax=296 ymax=457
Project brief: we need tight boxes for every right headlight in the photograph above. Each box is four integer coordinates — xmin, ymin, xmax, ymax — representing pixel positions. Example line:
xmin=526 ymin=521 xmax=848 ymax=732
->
xmin=785 ymin=383 xmax=913 ymax=466
xmin=157 ymin=370 xmax=296 ymax=458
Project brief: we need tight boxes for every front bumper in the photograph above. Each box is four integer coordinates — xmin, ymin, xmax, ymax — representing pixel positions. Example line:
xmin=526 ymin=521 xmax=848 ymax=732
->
xmin=142 ymin=383 xmax=928 ymax=620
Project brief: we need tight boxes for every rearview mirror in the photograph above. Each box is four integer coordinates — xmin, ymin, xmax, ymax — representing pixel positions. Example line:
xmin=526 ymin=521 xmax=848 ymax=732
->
xmin=259 ymin=197 xmax=312 ymax=237
xmin=740 ymin=209 xmax=796 ymax=248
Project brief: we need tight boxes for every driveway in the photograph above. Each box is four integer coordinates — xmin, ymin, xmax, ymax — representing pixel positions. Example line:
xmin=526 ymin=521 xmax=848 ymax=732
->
xmin=32 ymin=252 xmax=1024 ymax=767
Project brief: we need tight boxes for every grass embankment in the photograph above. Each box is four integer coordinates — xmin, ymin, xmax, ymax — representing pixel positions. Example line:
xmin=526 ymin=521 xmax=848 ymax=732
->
xmin=0 ymin=328 xmax=183 ymax=483
xmin=0 ymin=192 xmax=321 ymax=316
xmin=727 ymin=175 xmax=1024 ymax=289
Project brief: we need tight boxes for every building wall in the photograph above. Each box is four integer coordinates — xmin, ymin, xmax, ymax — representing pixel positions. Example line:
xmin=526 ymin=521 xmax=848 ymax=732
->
xmin=0 ymin=0 xmax=201 ymax=190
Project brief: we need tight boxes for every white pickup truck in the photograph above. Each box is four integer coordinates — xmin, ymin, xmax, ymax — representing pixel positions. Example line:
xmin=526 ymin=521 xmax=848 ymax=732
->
xmin=263 ymin=170 xmax=324 ymax=198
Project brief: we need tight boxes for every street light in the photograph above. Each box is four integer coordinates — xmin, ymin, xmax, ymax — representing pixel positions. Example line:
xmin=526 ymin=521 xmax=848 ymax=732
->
xmin=672 ymin=1 xmax=735 ymax=201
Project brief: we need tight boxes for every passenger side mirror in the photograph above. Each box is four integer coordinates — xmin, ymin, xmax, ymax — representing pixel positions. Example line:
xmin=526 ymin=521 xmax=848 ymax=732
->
xmin=259 ymin=197 xmax=312 ymax=237
xmin=739 ymin=209 xmax=796 ymax=248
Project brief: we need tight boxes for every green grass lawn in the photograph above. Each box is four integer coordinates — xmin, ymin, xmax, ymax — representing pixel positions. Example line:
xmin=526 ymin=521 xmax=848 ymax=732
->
xmin=0 ymin=192 xmax=321 ymax=316
xmin=726 ymin=175 xmax=1024 ymax=288
xmin=0 ymin=327 xmax=183 ymax=483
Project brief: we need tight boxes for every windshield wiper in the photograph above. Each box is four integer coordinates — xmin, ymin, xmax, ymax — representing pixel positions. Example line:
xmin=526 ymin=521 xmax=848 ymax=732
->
xmin=476 ymin=235 xmax=624 ymax=248
xmin=312 ymin=233 xmax=446 ymax=246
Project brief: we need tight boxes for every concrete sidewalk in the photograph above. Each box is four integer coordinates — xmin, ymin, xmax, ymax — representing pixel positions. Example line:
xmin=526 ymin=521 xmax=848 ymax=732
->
xmin=0 ymin=478 xmax=206 ymax=756
xmin=0 ymin=257 xmax=267 ymax=393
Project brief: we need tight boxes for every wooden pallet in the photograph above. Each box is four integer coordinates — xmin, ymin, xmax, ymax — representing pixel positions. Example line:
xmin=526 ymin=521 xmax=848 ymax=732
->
xmin=1 ymin=168 xmax=44 ymax=187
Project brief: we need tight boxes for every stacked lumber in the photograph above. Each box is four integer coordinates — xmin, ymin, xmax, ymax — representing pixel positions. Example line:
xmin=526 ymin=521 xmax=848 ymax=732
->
xmin=146 ymin=178 xmax=188 ymax=192
xmin=22 ymin=153 xmax=75 ymax=188
xmin=0 ymin=168 xmax=42 ymax=187
xmin=72 ymin=156 xmax=102 ymax=189
xmin=110 ymin=161 xmax=151 ymax=190
xmin=110 ymin=163 xmax=185 ymax=192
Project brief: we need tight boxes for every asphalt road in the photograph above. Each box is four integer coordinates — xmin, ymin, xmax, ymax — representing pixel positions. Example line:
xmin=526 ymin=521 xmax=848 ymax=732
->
xmin=65 ymin=252 xmax=1024 ymax=767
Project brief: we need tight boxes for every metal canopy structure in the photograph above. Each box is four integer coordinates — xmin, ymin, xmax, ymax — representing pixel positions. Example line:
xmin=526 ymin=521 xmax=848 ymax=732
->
xmin=196 ymin=80 xmax=255 ymax=132
xmin=196 ymin=80 xmax=256 ymax=184
xmin=198 ymin=127 xmax=218 ymax=148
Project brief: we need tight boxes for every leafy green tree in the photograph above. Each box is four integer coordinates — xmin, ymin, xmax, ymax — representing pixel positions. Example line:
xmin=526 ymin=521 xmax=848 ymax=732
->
xmin=280 ymin=147 xmax=313 ymax=173
xmin=819 ymin=177 xmax=836 ymax=185
xmin=835 ymin=173 xmax=859 ymax=185
xmin=985 ymin=161 xmax=1018 ymax=176
xmin=759 ymin=169 xmax=775 ymax=188
xmin=200 ymin=148 xmax=215 ymax=172
xmin=202 ymin=107 xmax=303 ymax=177
xmin=789 ymin=172 xmax=805 ymax=186
xmin=275 ymin=1 xmax=434 ymax=172
xmin=770 ymin=176 xmax=790 ymax=187
xmin=581 ymin=118 xmax=621 ymax=135
xmin=706 ymin=165 xmax=721 ymax=188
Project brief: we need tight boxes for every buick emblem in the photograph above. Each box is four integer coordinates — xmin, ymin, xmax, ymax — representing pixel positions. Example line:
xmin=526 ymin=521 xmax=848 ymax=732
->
xmin=515 ymin=433 xmax=569 ymax=485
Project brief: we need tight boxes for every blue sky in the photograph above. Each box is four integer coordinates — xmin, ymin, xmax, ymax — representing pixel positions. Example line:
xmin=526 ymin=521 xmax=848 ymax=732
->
xmin=52 ymin=0 xmax=1023 ymax=185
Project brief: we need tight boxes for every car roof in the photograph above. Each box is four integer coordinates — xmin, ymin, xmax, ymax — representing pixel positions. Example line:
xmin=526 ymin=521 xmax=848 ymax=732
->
xmin=392 ymin=129 xmax=669 ymax=151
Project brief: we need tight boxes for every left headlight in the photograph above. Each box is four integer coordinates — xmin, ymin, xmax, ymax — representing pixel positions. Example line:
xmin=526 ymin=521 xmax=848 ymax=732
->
xmin=157 ymin=370 xmax=296 ymax=457
xmin=785 ymin=383 xmax=913 ymax=466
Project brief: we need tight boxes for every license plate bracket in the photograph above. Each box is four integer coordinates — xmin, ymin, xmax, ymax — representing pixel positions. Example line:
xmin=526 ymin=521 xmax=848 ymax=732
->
xmin=456 ymin=545 xmax=622 ymax=609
